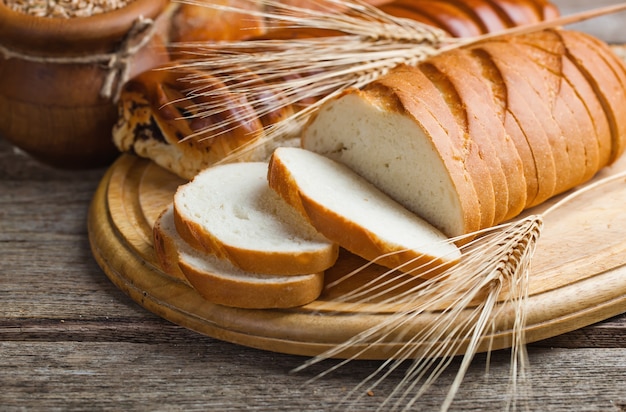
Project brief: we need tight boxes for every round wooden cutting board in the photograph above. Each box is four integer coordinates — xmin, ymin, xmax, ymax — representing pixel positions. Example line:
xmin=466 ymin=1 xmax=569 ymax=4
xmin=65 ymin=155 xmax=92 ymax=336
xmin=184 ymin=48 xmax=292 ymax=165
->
xmin=88 ymin=154 xmax=626 ymax=360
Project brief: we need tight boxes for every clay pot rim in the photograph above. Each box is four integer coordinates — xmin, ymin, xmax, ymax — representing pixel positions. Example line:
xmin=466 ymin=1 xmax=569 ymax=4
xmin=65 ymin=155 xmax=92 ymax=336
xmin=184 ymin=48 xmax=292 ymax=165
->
xmin=0 ymin=0 xmax=169 ymax=54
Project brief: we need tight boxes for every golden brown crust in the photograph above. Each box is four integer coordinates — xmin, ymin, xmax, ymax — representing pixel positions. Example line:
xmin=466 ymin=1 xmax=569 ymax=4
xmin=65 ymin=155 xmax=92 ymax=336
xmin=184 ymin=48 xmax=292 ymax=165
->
xmin=484 ymin=41 xmax=576 ymax=199
xmin=389 ymin=0 xmax=483 ymax=37
xmin=152 ymin=206 xmax=191 ymax=285
xmin=445 ymin=0 xmax=510 ymax=32
xmin=505 ymin=35 xmax=600 ymax=186
xmin=180 ymin=261 xmax=325 ymax=309
xmin=483 ymin=0 xmax=543 ymax=27
xmin=443 ymin=47 xmax=529 ymax=221
xmin=422 ymin=51 xmax=513 ymax=224
xmin=466 ymin=47 xmax=540 ymax=211
xmin=378 ymin=4 xmax=443 ymax=28
xmin=469 ymin=40 xmax=559 ymax=207
xmin=113 ymin=67 xmax=267 ymax=180
xmin=560 ymin=30 xmax=626 ymax=165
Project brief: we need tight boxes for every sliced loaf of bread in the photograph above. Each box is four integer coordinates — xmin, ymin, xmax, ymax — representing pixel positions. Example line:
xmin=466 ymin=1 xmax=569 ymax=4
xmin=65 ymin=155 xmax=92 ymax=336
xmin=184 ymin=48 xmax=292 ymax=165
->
xmin=302 ymin=29 xmax=626 ymax=236
xmin=154 ymin=205 xmax=325 ymax=309
xmin=267 ymin=147 xmax=461 ymax=277
xmin=173 ymin=161 xmax=338 ymax=275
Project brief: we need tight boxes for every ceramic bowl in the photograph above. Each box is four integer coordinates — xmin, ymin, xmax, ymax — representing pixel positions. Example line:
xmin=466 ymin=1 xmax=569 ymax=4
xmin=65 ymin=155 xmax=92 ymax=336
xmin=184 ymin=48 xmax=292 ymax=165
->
xmin=0 ymin=0 xmax=170 ymax=168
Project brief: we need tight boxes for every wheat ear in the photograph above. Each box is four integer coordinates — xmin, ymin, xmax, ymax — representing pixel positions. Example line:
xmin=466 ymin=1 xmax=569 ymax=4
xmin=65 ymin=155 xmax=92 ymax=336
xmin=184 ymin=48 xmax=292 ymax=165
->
xmin=293 ymin=168 xmax=626 ymax=411
xmin=293 ymin=216 xmax=541 ymax=411
xmin=165 ymin=0 xmax=626 ymax=163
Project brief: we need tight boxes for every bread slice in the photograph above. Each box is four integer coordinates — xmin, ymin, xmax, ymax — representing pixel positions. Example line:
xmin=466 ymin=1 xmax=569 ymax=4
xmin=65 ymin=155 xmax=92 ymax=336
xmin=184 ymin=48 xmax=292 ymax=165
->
xmin=267 ymin=147 xmax=462 ymax=276
xmin=491 ymin=41 xmax=585 ymax=194
xmin=586 ymin=36 xmax=626 ymax=163
xmin=470 ymin=40 xmax=559 ymax=207
xmin=452 ymin=48 xmax=528 ymax=220
xmin=173 ymin=162 xmax=338 ymax=275
xmin=506 ymin=38 xmax=600 ymax=185
xmin=376 ymin=66 xmax=496 ymax=233
xmin=422 ymin=50 xmax=520 ymax=223
xmin=557 ymin=30 xmax=626 ymax=165
xmin=154 ymin=205 xmax=324 ymax=309
xmin=563 ymin=30 xmax=626 ymax=164
xmin=467 ymin=48 xmax=540 ymax=210
xmin=560 ymin=52 xmax=612 ymax=171
xmin=414 ymin=63 xmax=503 ymax=228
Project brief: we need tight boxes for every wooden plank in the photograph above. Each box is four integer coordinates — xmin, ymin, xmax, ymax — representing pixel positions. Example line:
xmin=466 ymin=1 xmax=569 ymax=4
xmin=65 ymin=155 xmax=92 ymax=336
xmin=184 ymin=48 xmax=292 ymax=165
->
xmin=1 ymin=341 xmax=625 ymax=411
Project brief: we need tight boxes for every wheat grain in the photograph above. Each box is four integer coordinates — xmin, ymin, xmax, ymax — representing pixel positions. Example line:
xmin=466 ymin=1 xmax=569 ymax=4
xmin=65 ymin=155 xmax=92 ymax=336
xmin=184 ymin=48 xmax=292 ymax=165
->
xmin=3 ymin=0 xmax=135 ymax=17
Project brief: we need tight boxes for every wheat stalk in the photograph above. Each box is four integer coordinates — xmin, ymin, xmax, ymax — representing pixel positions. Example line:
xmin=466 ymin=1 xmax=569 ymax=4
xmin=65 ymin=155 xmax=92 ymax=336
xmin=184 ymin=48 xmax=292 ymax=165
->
xmin=291 ymin=168 xmax=626 ymax=411
xmin=165 ymin=0 xmax=626 ymax=162
xmin=165 ymin=0 xmax=457 ymax=159
xmin=293 ymin=215 xmax=541 ymax=411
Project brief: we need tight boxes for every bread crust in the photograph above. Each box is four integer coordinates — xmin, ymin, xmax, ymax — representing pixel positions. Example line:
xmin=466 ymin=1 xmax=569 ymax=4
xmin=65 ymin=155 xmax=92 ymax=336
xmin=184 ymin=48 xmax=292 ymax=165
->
xmin=466 ymin=48 xmax=539 ymax=211
xmin=378 ymin=4 xmax=443 ymax=29
xmin=180 ymin=260 xmax=324 ymax=309
xmin=423 ymin=51 xmax=515 ymax=224
xmin=561 ymin=31 xmax=626 ymax=164
xmin=470 ymin=40 xmax=559 ymax=207
xmin=556 ymin=30 xmax=626 ymax=165
xmin=483 ymin=0 xmax=542 ymax=27
xmin=454 ymin=47 xmax=529 ymax=220
xmin=153 ymin=207 xmax=192 ymax=285
xmin=506 ymin=37 xmax=600 ymax=186
xmin=490 ymin=41 xmax=582 ymax=197
xmin=446 ymin=0 xmax=509 ymax=32
xmin=113 ymin=68 xmax=266 ymax=180
xmin=390 ymin=0 xmax=483 ymax=37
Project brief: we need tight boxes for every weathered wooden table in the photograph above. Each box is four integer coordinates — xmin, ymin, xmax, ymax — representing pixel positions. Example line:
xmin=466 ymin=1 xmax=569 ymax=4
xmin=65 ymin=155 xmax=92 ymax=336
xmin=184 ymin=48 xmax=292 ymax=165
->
xmin=2 ymin=1 xmax=626 ymax=409
xmin=2 ymin=130 xmax=625 ymax=411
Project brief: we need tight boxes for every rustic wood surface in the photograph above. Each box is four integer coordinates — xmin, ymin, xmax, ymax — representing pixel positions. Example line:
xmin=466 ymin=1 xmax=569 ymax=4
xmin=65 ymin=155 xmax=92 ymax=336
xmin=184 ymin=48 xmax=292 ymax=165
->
xmin=1 ymin=134 xmax=625 ymax=411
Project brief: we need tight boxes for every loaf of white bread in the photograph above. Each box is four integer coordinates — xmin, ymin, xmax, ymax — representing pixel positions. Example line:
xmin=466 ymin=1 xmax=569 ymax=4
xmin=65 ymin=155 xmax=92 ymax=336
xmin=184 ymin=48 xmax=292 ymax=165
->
xmin=302 ymin=28 xmax=626 ymax=237
xmin=114 ymin=0 xmax=559 ymax=180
